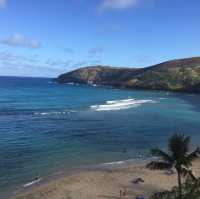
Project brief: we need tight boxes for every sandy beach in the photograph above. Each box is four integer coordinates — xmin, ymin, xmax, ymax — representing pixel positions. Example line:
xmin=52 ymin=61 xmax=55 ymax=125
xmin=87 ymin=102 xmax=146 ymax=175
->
xmin=11 ymin=160 xmax=200 ymax=199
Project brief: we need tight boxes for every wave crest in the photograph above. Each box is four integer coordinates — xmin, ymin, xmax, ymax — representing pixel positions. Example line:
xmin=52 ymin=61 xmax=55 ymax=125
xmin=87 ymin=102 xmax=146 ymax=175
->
xmin=90 ymin=98 xmax=155 ymax=111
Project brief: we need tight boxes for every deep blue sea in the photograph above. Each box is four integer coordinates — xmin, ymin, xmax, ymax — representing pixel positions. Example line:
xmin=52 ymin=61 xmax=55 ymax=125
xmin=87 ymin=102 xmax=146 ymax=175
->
xmin=0 ymin=76 xmax=200 ymax=198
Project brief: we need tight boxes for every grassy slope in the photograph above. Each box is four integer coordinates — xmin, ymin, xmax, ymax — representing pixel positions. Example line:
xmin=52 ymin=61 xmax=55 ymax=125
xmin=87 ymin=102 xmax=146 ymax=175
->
xmin=55 ymin=57 xmax=200 ymax=93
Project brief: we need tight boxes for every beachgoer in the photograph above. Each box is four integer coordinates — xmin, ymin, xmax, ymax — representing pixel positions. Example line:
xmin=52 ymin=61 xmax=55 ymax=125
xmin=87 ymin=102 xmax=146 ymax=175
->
xmin=120 ymin=188 xmax=127 ymax=198
xmin=120 ymin=190 xmax=122 ymax=198
xmin=122 ymin=188 xmax=127 ymax=197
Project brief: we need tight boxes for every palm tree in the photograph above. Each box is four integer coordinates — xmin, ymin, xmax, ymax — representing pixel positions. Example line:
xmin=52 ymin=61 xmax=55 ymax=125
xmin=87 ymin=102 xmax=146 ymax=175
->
xmin=147 ymin=133 xmax=200 ymax=199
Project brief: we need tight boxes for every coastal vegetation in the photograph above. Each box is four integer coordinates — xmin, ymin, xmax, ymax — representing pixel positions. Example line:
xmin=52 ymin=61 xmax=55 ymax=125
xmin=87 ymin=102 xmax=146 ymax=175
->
xmin=150 ymin=177 xmax=200 ymax=199
xmin=147 ymin=133 xmax=200 ymax=199
xmin=55 ymin=57 xmax=200 ymax=93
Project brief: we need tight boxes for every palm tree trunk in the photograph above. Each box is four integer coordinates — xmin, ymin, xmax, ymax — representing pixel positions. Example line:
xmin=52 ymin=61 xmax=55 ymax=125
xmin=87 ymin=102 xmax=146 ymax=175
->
xmin=177 ymin=170 xmax=182 ymax=199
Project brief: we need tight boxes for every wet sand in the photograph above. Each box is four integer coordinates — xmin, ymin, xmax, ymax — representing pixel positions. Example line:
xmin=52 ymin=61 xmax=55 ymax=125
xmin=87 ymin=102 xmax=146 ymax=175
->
xmin=11 ymin=160 xmax=200 ymax=199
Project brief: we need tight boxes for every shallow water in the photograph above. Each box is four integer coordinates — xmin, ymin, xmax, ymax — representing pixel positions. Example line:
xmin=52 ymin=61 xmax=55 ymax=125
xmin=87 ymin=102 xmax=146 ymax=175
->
xmin=0 ymin=76 xmax=200 ymax=198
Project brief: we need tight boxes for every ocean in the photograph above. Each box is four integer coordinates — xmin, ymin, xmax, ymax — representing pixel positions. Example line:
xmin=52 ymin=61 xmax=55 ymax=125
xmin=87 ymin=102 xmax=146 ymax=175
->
xmin=0 ymin=76 xmax=200 ymax=198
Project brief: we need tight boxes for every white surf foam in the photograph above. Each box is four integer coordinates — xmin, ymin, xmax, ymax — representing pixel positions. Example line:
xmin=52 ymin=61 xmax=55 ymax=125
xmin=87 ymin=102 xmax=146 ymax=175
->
xmin=102 ymin=161 xmax=125 ymax=165
xmin=34 ymin=111 xmax=73 ymax=116
xmin=90 ymin=98 xmax=155 ymax=111
xmin=22 ymin=178 xmax=41 ymax=188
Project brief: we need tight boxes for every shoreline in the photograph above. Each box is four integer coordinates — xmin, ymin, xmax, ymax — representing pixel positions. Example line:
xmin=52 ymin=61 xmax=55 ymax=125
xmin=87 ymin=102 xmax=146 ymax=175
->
xmin=10 ymin=159 xmax=200 ymax=199
xmin=11 ymin=158 xmax=149 ymax=198
xmin=55 ymin=81 xmax=200 ymax=95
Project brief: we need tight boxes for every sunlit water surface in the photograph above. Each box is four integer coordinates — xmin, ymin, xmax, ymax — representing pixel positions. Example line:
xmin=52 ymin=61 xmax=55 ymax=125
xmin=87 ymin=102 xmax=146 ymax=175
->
xmin=0 ymin=76 xmax=200 ymax=198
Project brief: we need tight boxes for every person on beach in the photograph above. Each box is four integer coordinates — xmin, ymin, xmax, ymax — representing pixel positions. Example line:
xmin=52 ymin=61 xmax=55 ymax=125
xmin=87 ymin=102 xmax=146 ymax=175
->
xmin=120 ymin=189 xmax=122 ymax=198
xmin=120 ymin=188 xmax=127 ymax=198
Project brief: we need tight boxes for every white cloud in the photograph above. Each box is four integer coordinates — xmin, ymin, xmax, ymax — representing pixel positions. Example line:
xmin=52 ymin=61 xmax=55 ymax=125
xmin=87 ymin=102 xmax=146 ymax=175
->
xmin=0 ymin=52 xmax=20 ymax=61
xmin=1 ymin=33 xmax=41 ymax=49
xmin=99 ymin=0 xmax=139 ymax=12
xmin=0 ymin=51 xmax=38 ymax=63
xmin=46 ymin=58 xmax=72 ymax=68
xmin=0 ymin=61 xmax=63 ymax=77
xmin=0 ymin=0 xmax=6 ymax=8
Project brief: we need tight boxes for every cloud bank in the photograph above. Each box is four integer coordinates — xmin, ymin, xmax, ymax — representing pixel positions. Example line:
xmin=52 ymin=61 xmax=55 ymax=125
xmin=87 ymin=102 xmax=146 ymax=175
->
xmin=1 ymin=34 xmax=41 ymax=49
xmin=46 ymin=58 xmax=72 ymax=68
xmin=0 ymin=52 xmax=21 ymax=62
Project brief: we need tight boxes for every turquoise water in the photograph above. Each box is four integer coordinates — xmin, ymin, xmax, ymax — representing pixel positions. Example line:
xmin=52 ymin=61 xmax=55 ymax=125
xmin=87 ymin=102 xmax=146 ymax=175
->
xmin=0 ymin=76 xmax=200 ymax=198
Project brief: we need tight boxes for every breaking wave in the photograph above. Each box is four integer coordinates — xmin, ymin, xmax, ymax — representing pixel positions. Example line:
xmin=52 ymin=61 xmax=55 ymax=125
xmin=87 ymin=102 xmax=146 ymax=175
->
xmin=90 ymin=98 xmax=156 ymax=111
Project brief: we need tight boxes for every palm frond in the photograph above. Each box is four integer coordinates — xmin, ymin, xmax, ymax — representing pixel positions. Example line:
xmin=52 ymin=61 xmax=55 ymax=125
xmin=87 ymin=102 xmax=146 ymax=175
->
xmin=168 ymin=133 xmax=183 ymax=153
xmin=179 ymin=156 xmax=193 ymax=168
xmin=180 ymin=167 xmax=190 ymax=177
xmin=146 ymin=161 xmax=172 ymax=170
xmin=169 ymin=133 xmax=191 ymax=159
xmin=187 ymin=148 xmax=200 ymax=163
xmin=151 ymin=148 xmax=173 ymax=163
xmin=180 ymin=167 xmax=197 ymax=181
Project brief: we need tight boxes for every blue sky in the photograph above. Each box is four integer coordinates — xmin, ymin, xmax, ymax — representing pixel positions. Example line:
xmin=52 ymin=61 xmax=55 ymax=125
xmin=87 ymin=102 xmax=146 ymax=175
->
xmin=0 ymin=0 xmax=200 ymax=77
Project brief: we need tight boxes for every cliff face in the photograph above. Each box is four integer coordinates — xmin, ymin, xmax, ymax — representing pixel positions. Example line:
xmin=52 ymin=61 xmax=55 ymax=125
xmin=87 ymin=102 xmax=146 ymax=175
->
xmin=55 ymin=57 xmax=200 ymax=93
